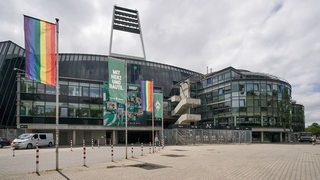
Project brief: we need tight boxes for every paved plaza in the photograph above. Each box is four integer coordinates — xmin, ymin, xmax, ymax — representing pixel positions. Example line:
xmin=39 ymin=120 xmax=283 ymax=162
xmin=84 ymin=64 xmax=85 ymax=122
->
xmin=2 ymin=144 xmax=320 ymax=180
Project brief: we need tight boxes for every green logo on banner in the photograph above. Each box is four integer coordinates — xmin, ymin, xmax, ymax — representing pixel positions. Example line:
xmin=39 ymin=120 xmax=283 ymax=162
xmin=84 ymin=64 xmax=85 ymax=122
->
xmin=108 ymin=57 xmax=126 ymax=104
xmin=153 ymin=93 xmax=163 ymax=118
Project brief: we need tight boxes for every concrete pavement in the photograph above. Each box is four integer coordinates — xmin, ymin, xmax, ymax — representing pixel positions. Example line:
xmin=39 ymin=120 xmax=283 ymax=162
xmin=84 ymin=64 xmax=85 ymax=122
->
xmin=3 ymin=144 xmax=320 ymax=180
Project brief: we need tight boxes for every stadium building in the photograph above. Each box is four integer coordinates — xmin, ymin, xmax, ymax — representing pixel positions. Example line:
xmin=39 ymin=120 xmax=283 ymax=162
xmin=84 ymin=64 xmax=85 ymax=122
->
xmin=0 ymin=6 xmax=304 ymax=144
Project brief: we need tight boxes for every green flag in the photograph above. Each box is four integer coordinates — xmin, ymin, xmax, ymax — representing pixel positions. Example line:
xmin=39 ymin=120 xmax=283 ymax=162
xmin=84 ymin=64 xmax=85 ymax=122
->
xmin=153 ymin=93 xmax=163 ymax=118
xmin=108 ymin=57 xmax=126 ymax=104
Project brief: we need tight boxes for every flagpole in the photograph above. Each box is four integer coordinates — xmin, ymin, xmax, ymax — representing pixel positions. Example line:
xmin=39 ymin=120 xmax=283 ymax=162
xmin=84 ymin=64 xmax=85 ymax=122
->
xmin=55 ymin=18 xmax=60 ymax=171
xmin=152 ymin=81 xmax=154 ymax=153
xmin=125 ymin=61 xmax=128 ymax=159
xmin=161 ymin=93 xmax=164 ymax=148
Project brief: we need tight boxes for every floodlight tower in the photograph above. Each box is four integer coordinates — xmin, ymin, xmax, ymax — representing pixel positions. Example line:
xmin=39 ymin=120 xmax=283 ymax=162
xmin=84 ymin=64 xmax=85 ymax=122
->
xmin=109 ymin=5 xmax=147 ymax=60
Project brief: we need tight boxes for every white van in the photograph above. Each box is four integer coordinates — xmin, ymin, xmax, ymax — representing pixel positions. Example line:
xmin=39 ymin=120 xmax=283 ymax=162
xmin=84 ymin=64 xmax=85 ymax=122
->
xmin=12 ymin=133 xmax=54 ymax=149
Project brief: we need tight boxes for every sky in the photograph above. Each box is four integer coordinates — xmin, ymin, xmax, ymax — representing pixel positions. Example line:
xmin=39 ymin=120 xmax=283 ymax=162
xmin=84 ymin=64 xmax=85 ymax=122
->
xmin=0 ymin=0 xmax=319 ymax=127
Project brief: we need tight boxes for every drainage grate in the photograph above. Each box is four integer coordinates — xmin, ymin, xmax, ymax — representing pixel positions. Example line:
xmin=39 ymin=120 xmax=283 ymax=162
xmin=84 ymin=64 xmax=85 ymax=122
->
xmin=162 ymin=154 xmax=187 ymax=157
xmin=128 ymin=163 xmax=169 ymax=170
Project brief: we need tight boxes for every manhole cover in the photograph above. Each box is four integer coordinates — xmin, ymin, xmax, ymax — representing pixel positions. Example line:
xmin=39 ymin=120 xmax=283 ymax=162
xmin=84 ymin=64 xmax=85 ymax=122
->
xmin=128 ymin=163 xmax=169 ymax=170
xmin=162 ymin=154 xmax=186 ymax=157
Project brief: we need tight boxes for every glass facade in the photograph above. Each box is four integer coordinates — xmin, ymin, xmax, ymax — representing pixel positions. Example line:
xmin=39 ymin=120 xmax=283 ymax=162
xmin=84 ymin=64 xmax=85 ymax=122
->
xmin=197 ymin=67 xmax=304 ymax=131
xmin=0 ymin=41 xmax=201 ymax=128
xmin=0 ymin=41 xmax=25 ymax=128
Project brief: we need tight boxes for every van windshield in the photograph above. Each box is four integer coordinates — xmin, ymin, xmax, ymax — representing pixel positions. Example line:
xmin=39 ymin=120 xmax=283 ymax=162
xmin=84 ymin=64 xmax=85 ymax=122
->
xmin=18 ymin=134 xmax=32 ymax=140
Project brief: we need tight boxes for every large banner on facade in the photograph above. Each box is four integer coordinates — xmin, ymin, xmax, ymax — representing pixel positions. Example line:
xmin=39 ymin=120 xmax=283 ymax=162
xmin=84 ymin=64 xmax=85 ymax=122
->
xmin=108 ymin=57 xmax=126 ymax=104
xmin=153 ymin=93 xmax=163 ymax=119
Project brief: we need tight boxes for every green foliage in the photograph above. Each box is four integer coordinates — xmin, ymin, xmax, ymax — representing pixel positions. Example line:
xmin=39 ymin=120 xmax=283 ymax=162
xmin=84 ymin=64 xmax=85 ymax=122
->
xmin=305 ymin=123 xmax=320 ymax=136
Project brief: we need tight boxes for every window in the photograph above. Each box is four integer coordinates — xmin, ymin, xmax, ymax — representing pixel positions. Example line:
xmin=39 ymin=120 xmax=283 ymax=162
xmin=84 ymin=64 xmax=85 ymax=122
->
xmin=37 ymin=84 xmax=45 ymax=94
xmin=69 ymin=82 xmax=80 ymax=96
xmin=90 ymin=84 xmax=100 ymax=97
xmin=39 ymin=134 xmax=46 ymax=139
xmin=82 ymin=87 xmax=89 ymax=97
xmin=46 ymin=85 xmax=55 ymax=95
xmin=218 ymin=88 xmax=224 ymax=95
xmin=239 ymin=99 xmax=246 ymax=107
xmin=45 ymin=102 xmax=56 ymax=116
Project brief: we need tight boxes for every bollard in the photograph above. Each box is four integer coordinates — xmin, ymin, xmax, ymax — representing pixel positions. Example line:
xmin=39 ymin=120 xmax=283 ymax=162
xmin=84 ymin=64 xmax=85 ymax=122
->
xmin=158 ymin=141 xmax=161 ymax=151
xmin=162 ymin=139 xmax=164 ymax=149
xmin=36 ymin=141 xmax=39 ymax=173
xmin=111 ymin=144 xmax=114 ymax=162
xmin=141 ymin=143 xmax=143 ymax=156
xmin=91 ymin=138 xmax=94 ymax=149
xmin=131 ymin=143 xmax=134 ymax=158
xmin=12 ymin=146 xmax=15 ymax=157
xmin=149 ymin=142 xmax=151 ymax=154
xmin=98 ymin=139 xmax=100 ymax=148
xmin=70 ymin=140 xmax=73 ymax=151
xmin=83 ymin=139 xmax=86 ymax=166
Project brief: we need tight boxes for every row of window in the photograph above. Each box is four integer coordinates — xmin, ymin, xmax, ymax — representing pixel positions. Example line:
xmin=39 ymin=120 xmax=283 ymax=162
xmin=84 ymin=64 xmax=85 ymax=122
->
xmin=21 ymin=78 xmax=104 ymax=98
xmin=20 ymin=101 xmax=103 ymax=118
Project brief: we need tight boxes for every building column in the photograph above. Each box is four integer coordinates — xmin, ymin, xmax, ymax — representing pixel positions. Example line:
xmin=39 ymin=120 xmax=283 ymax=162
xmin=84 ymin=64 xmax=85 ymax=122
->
xmin=261 ymin=131 xmax=264 ymax=143
xmin=112 ymin=130 xmax=118 ymax=145
xmin=72 ymin=130 xmax=76 ymax=145
xmin=280 ymin=132 xmax=283 ymax=143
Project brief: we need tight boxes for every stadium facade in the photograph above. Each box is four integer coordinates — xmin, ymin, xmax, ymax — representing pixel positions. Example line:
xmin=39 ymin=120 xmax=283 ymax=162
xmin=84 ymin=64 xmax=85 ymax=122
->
xmin=0 ymin=6 xmax=304 ymax=144
xmin=0 ymin=40 xmax=305 ymax=144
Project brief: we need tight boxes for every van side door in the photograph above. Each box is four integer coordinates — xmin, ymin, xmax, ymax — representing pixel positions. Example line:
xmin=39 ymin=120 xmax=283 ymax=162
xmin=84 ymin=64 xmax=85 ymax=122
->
xmin=39 ymin=134 xmax=47 ymax=146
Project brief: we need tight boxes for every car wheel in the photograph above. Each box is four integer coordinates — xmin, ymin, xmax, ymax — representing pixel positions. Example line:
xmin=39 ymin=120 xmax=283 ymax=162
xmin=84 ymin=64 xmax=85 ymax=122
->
xmin=27 ymin=143 xmax=33 ymax=149
xmin=0 ymin=144 xmax=3 ymax=148
xmin=48 ymin=142 xmax=52 ymax=147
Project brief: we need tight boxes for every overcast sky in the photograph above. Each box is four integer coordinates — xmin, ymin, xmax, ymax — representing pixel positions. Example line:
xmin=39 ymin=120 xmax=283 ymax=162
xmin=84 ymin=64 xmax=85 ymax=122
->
xmin=1 ymin=0 xmax=319 ymax=126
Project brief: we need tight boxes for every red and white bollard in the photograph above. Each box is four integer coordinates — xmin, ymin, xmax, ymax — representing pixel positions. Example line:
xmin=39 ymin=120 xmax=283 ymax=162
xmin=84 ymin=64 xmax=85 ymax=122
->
xmin=83 ymin=139 xmax=86 ymax=166
xmin=141 ymin=143 xmax=144 ymax=156
xmin=70 ymin=140 xmax=73 ymax=151
xmin=131 ymin=143 xmax=134 ymax=158
xmin=36 ymin=141 xmax=39 ymax=173
xmin=12 ymin=146 xmax=15 ymax=157
xmin=91 ymin=138 xmax=94 ymax=149
xmin=111 ymin=144 xmax=114 ymax=162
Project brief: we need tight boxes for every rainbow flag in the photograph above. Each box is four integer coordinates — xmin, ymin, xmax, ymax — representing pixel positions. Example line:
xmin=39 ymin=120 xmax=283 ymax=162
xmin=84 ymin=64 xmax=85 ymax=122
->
xmin=141 ymin=80 xmax=153 ymax=112
xmin=24 ymin=15 xmax=56 ymax=86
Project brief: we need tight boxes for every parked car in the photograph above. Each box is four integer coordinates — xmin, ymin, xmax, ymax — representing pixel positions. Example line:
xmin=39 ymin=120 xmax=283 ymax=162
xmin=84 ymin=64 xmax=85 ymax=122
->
xmin=0 ymin=137 xmax=11 ymax=148
xmin=11 ymin=133 xmax=54 ymax=149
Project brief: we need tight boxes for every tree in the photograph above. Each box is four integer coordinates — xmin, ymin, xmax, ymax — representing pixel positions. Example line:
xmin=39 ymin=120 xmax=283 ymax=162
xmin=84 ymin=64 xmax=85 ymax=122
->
xmin=305 ymin=123 xmax=320 ymax=136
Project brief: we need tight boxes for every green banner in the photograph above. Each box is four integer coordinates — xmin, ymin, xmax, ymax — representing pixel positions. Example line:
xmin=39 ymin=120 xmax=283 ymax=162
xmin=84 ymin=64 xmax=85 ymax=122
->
xmin=108 ymin=57 xmax=126 ymax=104
xmin=153 ymin=93 xmax=163 ymax=118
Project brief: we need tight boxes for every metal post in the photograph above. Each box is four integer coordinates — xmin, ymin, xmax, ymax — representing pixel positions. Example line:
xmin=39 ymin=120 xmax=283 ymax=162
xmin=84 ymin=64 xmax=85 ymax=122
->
xmin=70 ymin=140 xmax=73 ymax=151
xmin=55 ymin=17 xmax=60 ymax=171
